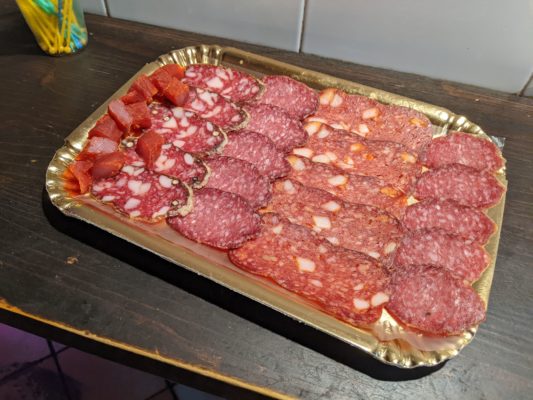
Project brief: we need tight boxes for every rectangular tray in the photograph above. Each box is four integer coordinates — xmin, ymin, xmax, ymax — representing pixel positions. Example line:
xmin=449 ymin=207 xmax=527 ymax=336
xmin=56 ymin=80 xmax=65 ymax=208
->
xmin=46 ymin=45 xmax=507 ymax=368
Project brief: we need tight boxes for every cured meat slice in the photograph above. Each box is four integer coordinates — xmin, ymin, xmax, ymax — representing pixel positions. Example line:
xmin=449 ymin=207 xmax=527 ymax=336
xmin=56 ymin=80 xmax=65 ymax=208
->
xmin=229 ymin=213 xmax=390 ymax=326
xmin=67 ymin=160 xmax=93 ymax=194
xmin=127 ymin=101 xmax=152 ymax=130
xmin=386 ymin=265 xmax=486 ymax=335
xmin=299 ymin=122 xmax=421 ymax=192
xmin=204 ymin=156 xmax=271 ymax=209
xmin=153 ymin=144 xmax=209 ymax=187
xmin=422 ymin=131 xmax=504 ymax=172
xmin=130 ymin=74 xmax=158 ymax=102
xmin=286 ymin=155 xmax=407 ymax=218
xmin=183 ymin=87 xmax=246 ymax=129
xmin=108 ymin=99 xmax=133 ymax=132
xmin=83 ymin=137 xmax=119 ymax=158
xmin=403 ymin=199 xmax=496 ymax=244
xmin=414 ymin=164 xmax=505 ymax=208
xmin=393 ymin=230 xmax=490 ymax=283
xmin=167 ymin=187 xmax=260 ymax=249
xmin=92 ymin=149 xmax=191 ymax=221
xmin=266 ymin=179 xmax=403 ymax=265
xmin=183 ymin=64 xmax=261 ymax=103
xmin=222 ymin=130 xmax=290 ymax=180
xmin=241 ymin=103 xmax=307 ymax=152
xmin=91 ymin=152 xmax=126 ymax=180
xmin=88 ymin=115 xmax=123 ymax=142
xmin=149 ymin=103 xmax=226 ymax=154
xmin=255 ymin=75 xmax=318 ymax=119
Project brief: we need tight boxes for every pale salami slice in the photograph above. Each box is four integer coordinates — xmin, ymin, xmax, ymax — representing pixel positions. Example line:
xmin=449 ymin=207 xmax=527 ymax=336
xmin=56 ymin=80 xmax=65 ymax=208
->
xmin=153 ymin=144 xmax=209 ymax=188
xmin=414 ymin=164 xmax=505 ymax=208
xmin=299 ymin=121 xmax=421 ymax=192
xmin=229 ymin=213 xmax=391 ymax=326
xmin=149 ymin=103 xmax=226 ymax=154
xmin=422 ymin=131 xmax=505 ymax=172
xmin=386 ymin=265 xmax=486 ymax=335
xmin=286 ymin=155 xmax=407 ymax=218
xmin=241 ymin=103 xmax=307 ymax=152
xmin=267 ymin=179 xmax=403 ymax=266
xmin=403 ymin=199 xmax=496 ymax=244
xmin=167 ymin=187 xmax=260 ymax=249
xmin=182 ymin=64 xmax=261 ymax=103
xmin=255 ymin=75 xmax=318 ymax=119
xmin=204 ymin=156 xmax=271 ymax=209
xmin=222 ymin=130 xmax=290 ymax=180
xmin=393 ymin=230 xmax=490 ymax=283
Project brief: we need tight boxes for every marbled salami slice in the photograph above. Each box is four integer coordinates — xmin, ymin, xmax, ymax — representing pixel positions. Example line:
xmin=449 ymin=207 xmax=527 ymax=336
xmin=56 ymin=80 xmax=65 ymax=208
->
xmin=299 ymin=121 xmax=421 ymax=192
xmin=204 ymin=156 xmax=271 ymax=209
xmin=255 ymin=75 xmax=318 ymax=119
xmin=393 ymin=230 xmax=490 ymax=283
xmin=403 ymin=199 xmax=496 ymax=244
xmin=414 ymin=164 xmax=505 ymax=208
xmin=153 ymin=143 xmax=209 ymax=188
xmin=422 ymin=131 xmax=504 ymax=172
xmin=266 ymin=179 xmax=402 ymax=265
xmin=386 ymin=265 xmax=486 ymax=335
xmin=229 ymin=213 xmax=390 ymax=326
xmin=222 ymin=130 xmax=290 ymax=180
xmin=167 ymin=187 xmax=260 ymax=249
xmin=286 ymin=155 xmax=407 ymax=218
xmin=182 ymin=64 xmax=261 ymax=103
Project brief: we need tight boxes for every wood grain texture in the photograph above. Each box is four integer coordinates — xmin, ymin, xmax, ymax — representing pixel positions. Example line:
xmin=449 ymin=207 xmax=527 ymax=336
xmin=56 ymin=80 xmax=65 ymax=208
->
xmin=1 ymin=3 xmax=533 ymax=399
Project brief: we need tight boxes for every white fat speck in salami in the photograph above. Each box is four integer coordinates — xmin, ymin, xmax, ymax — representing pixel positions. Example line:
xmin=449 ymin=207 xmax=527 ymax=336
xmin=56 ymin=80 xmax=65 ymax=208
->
xmin=183 ymin=87 xmax=245 ymax=129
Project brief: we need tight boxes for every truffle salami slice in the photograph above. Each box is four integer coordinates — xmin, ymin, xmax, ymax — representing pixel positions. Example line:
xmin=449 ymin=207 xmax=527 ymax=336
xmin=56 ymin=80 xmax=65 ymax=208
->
xmin=386 ymin=265 xmax=486 ymax=336
xmin=403 ymin=199 xmax=496 ymax=244
xmin=167 ymin=187 xmax=260 ymax=249
xmin=286 ymin=155 xmax=407 ymax=218
xmin=299 ymin=122 xmax=421 ymax=192
xmin=204 ymin=156 xmax=271 ymax=209
xmin=255 ymin=75 xmax=318 ymax=119
xmin=267 ymin=179 xmax=402 ymax=265
xmin=414 ymin=164 xmax=505 ymax=208
xmin=229 ymin=213 xmax=391 ymax=326
xmin=222 ymin=130 xmax=290 ymax=180
xmin=422 ymin=131 xmax=505 ymax=172
xmin=182 ymin=64 xmax=261 ymax=103
xmin=393 ymin=230 xmax=490 ymax=283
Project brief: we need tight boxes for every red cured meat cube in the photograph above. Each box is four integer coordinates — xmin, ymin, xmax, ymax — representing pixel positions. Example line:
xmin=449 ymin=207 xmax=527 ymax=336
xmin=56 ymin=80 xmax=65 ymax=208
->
xmin=108 ymin=99 xmax=133 ymax=132
xmin=160 ymin=64 xmax=185 ymax=79
xmin=150 ymin=68 xmax=172 ymax=91
xmin=121 ymin=90 xmax=145 ymax=105
xmin=91 ymin=152 xmax=126 ymax=180
xmin=127 ymin=101 xmax=152 ymax=129
xmin=163 ymin=78 xmax=189 ymax=106
xmin=68 ymin=160 xmax=93 ymax=194
xmin=88 ymin=115 xmax=123 ymax=142
xmin=136 ymin=130 xmax=164 ymax=168
xmin=83 ymin=136 xmax=119 ymax=158
xmin=131 ymin=74 xmax=158 ymax=101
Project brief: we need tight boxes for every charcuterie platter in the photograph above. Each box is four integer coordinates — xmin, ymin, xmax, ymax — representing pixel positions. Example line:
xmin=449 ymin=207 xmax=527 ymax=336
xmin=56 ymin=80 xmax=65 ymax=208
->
xmin=46 ymin=45 xmax=506 ymax=368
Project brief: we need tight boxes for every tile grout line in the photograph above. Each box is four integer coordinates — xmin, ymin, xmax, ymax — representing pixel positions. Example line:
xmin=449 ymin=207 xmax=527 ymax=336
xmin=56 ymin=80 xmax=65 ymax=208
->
xmin=298 ymin=0 xmax=309 ymax=53
xmin=47 ymin=340 xmax=72 ymax=400
xmin=518 ymin=72 xmax=533 ymax=96
xmin=166 ymin=379 xmax=180 ymax=400
xmin=103 ymin=0 xmax=111 ymax=17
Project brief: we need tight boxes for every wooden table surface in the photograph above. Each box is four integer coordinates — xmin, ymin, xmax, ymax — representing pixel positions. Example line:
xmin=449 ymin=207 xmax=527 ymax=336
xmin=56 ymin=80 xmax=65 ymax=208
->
xmin=1 ymin=4 xmax=533 ymax=399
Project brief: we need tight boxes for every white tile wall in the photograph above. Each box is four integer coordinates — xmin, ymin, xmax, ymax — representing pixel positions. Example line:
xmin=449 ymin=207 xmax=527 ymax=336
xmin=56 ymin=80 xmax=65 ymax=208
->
xmin=80 ymin=0 xmax=107 ymax=15
xmin=106 ymin=0 xmax=305 ymax=51
xmin=302 ymin=0 xmax=533 ymax=93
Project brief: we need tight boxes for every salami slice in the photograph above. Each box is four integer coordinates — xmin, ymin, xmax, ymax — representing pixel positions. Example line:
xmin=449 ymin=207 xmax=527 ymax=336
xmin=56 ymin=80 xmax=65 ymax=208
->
xmin=204 ymin=156 xmax=271 ymax=209
xmin=255 ymin=75 xmax=318 ymax=119
xmin=386 ymin=264 xmax=486 ymax=335
xmin=222 ymin=130 xmax=290 ymax=180
xmin=229 ymin=213 xmax=390 ymax=326
xmin=240 ymin=103 xmax=307 ymax=152
xmin=286 ymin=155 xmax=407 ymax=218
xmin=414 ymin=164 xmax=505 ymax=208
xmin=153 ymin=143 xmax=209 ymax=188
xmin=403 ymin=199 xmax=496 ymax=244
xmin=266 ymin=179 xmax=403 ymax=265
xmin=183 ymin=64 xmax=262 ymax=103
xmin=422 ymin=131 xmax=504 ymax=172
xmin=299 ymin=121 xmax=421 ymax=192
xmin=149 ymin=103 xmax=226 ymax=154
xmin=167 ymin=187 xmax=260 ymax=249
xmin=393 ymin=230 xmax=490 ymax=283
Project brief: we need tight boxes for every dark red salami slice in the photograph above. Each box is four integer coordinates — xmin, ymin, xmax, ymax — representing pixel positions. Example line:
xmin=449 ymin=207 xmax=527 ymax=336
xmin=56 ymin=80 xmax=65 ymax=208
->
xmin=403 ymin=199 xmax=496 ymax=244
xmin=393 ymin=230 xmax=490 ymax=283
xmin=386 ymin=264 xmax=486 ymax=335
xmin=222 ymin=130 xmax=290 ymax=180
xmin=149 ymin=103 xmax=226 ymax=154
xmin=300 ymin=121 xmax=421 ymax=192
xmin=153 ymin=143 xmax=209 ymax=188
xmin=255 ymin=75 xmax=318 ymax=120
xmin=241 ymin=103 xmax=307 ymax=152
xmin=204 ymin=156 xmax=271 ymax=209
xmin=267 ymin=179 xmax=402 ymax=266
xmin=229 ymin=213 xmax=390 ymax=326
xmin=422 ymin=131 xmax=504 ymax=172
xmin=183 ymin=64 xmax=262 ymax=103
xmin=286 ymin=155 xmax=407 ymax=218
xmin=414 ymin=164 xmax=505 ymax=208
xmin=167 ymin=187 xmax=260 ymax=249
